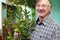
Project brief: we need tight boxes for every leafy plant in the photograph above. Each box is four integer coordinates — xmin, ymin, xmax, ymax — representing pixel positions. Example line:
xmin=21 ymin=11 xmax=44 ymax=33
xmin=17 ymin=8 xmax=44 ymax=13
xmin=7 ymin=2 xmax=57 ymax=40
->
xmin=9 ymin=0 xmax=36 ymax=8
xmin=3 ymin=0 xmax=36 ymax=40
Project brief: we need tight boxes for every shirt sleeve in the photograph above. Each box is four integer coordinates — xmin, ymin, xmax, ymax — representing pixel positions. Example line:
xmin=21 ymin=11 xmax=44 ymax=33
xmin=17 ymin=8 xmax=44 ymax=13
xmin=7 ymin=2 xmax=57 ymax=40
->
xmin=53 ymin=26 xmax=60 ymax=40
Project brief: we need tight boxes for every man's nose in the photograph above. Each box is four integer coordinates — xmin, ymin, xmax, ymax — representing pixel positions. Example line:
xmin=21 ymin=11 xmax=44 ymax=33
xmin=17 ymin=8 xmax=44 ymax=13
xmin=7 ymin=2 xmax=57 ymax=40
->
xmin=38 ymin=5 xmax=44 ymax=10
xmin=38 ymin=7 xmax=44 ymax=11
xmin=36 ymin=5 xmax=45 ymax=11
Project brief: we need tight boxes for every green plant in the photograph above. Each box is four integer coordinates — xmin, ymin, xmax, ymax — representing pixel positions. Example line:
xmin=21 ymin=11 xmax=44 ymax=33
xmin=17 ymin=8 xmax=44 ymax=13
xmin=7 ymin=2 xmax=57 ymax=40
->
xmin=3 ymin=0 xmax=35 ymax=40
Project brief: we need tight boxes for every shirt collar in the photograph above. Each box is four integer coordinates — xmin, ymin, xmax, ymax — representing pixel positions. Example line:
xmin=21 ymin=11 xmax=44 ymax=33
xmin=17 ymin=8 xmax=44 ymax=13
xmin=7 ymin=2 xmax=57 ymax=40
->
xmin=36 ymin=15 xmax=52 ymax=26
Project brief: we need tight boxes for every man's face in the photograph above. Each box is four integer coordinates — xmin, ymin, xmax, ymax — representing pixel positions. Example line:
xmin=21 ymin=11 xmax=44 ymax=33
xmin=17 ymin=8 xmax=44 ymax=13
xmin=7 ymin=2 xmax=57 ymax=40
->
xmin=36 ymin=0 xmax=52 ymax=18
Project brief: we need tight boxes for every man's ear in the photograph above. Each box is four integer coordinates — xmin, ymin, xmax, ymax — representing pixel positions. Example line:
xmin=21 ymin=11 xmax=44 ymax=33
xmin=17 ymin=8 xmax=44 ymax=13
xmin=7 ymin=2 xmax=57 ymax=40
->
xmin=49 ymin=7 xmax=52 ymax=12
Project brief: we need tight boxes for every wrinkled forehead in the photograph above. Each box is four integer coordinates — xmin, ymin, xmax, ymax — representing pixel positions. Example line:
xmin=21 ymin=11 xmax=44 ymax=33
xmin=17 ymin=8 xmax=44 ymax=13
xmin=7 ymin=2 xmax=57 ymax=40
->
xmin=36 ymin=0 xmax=52 ymax=6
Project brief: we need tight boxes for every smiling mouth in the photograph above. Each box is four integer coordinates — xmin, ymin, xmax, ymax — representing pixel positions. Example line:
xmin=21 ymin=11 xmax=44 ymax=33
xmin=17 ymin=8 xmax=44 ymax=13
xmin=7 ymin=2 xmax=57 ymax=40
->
xmin=37 ymin=9 xmax=45 ymax=13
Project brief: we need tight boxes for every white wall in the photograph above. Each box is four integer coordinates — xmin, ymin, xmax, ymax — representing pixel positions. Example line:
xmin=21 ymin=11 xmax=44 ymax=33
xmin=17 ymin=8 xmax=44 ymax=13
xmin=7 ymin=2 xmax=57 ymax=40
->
xmin=0 ymin=2 xmax=2 ymax=30
xmin=0 ymin=0 xmax=6 ymax=32
xmin=0 ymin=0 xmax=6 ymax=3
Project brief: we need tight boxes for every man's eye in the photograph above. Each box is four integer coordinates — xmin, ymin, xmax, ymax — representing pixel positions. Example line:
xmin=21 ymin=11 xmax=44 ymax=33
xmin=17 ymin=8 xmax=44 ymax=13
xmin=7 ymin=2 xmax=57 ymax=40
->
xmin=42 ymin=5 xmax=46 ymax=7
xmin=36 ymin=5 xmax=40 ymax=7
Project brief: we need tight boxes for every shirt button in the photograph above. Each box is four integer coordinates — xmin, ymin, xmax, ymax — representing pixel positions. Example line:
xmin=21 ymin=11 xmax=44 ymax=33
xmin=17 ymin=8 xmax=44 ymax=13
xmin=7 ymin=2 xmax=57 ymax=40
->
xmin=40 ymin=36 xmax=42 ymax=38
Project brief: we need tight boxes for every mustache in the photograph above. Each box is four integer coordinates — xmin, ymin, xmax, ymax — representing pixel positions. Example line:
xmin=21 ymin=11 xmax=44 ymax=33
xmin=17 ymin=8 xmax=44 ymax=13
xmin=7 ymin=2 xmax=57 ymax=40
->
xmin=37 ymin=9 xmax=45 ymax=13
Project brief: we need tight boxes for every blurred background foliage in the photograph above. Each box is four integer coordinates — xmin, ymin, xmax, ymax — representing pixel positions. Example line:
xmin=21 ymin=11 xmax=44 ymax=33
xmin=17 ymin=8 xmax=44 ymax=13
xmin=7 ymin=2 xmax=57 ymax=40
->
xmin=3 ymin=0 xmax=36 ymax=40
xmin=9 ymin=0 xmax=36 ymax=8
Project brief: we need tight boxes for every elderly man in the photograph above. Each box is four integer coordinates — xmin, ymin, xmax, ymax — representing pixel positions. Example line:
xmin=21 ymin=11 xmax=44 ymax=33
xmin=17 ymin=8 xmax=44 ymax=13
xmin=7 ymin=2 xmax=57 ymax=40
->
xmin=31 ymin=0 xmax=60 ymax=40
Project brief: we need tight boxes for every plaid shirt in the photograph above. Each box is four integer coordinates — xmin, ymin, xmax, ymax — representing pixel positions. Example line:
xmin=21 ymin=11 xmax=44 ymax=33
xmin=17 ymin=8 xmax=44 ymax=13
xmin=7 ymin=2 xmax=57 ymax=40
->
xmin=31 ymin=15 xmax=60 ymax=40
